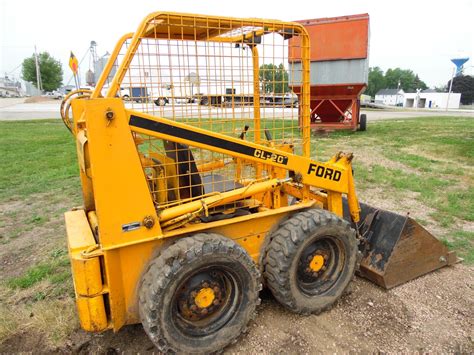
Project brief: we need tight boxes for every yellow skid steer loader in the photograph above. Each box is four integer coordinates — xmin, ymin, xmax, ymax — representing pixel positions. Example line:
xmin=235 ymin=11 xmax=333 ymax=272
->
xmin=61 ymin=12 xmax=456 ymax=353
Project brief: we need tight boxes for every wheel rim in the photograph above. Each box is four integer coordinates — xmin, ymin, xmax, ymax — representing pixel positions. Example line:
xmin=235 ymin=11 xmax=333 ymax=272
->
xmin=296 ymin=237 xmax=345 ymax=296
xmin=172 ymin=265 xmax=241 ymax=337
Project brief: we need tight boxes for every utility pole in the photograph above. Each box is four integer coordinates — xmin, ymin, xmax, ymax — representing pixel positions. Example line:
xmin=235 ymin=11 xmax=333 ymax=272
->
xmin=446 ymin=67 xmax=455 ymax=111
xmin=34 ymin=45 xmax=43 ymax=92
xmin=397 ymin=80 xmax=401 ymax=106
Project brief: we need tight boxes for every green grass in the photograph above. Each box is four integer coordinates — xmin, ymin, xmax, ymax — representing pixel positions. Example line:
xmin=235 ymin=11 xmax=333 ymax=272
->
xmin=313 ymin=116 xmax=474 ymax=160
xmin=442 ymin=231 xmax=474 ymax=263
xmin=313 ymin=116 xmax=474 ymax=263
xmin=353 ymin=163 xmax=474 ymax=228
xmin=7 ymin=263 xmax=55 ymax=289
xmin=0 ymin=117 xmax=472 ymax=269
xmin=0 ymin=120 xmax=79 ymax=200
xmin=6 ymin=250 xmax=71 ymax=290
xmin=387 ymin=153 xmax=438 ymax=172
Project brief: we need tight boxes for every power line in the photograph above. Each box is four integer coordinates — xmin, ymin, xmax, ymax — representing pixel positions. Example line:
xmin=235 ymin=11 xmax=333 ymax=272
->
xmin=6 ymin=63 xmax=22 ymax=76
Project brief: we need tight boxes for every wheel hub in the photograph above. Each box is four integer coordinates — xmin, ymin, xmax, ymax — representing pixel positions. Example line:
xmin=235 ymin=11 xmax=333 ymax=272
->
xmin=177 ymin=277 xmax=226 ymax=321
xmin=195 ymin=287 xmax=215 ymax=308
xmin=301 ymin=248 xmax=329 ymax=279
xmin=309 ymin=254 xmax=325 ymax=272
xmin=296 ymin=237 xmax=345 ymax=295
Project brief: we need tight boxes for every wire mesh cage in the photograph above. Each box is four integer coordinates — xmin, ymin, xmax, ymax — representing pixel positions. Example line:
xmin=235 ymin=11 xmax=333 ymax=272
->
xmin=100 ymin=13 xmax=309 ymax=217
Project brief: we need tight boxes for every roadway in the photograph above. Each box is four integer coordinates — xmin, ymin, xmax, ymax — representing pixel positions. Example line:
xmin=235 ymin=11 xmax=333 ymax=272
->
xmin=0 ymin=98 xmax=472 ymax=121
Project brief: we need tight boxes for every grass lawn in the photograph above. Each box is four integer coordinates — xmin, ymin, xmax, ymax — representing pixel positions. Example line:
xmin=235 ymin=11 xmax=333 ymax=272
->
xmin=0 ymin=116 xmax=473 ymax=345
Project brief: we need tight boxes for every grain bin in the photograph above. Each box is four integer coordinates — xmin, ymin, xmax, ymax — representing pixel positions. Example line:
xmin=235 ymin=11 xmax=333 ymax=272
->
xmin=290 ymin=14 xmax=370 ymax=131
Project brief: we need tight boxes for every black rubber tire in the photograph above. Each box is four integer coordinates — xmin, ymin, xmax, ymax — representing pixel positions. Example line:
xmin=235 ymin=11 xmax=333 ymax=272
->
xmin=263 ymin=209 xmax=358 ymax=315
xmin=154 ymin=97 xmax=167 ymax=106
xmin=358 ymin=113 xmax=367 ymax=131
xmin=139 ymin=233 xmax=261 ymax=354
xmin=122 ymin=95 xmax=130 ymax=101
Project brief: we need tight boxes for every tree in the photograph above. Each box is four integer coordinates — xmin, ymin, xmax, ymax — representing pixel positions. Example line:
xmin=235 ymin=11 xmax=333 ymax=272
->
xmin=21 ymin=52 xmax=63 ymax=91
xmin=366 ymin=67 xmax=386 ymax=97
xmin=366 ymin=67 xmax=427 ymax=96
xmin=384 ymin=68 xmax=427 ymax=92
xmin=259 ymin=63 xmax=289 ymax=94
xmin=447 ymin=75 xmax=474 ymax=105
xmin=413 ymin=74 xmax=428 ymax=91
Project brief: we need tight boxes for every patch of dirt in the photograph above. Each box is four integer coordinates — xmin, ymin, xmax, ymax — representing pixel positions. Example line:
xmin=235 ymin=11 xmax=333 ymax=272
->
xmin=357 ymin=186 xmax=447 ymax=238
xmin=229 ymin=264 xmax=473 ymax=353
xmin=0 ymin=191 xmax=76 ymax=280
xmin=404 ymin=145 xmax=474 ymax=173
xmin=3 ymin=264 xmax=470 ymax=354
xmin=331 ymin=143 xmax=421 ymax=176
xmin=0 ymin=331 xmax=49 ymax=354
xmin=24 ymin=96 xmax=57 ymax=104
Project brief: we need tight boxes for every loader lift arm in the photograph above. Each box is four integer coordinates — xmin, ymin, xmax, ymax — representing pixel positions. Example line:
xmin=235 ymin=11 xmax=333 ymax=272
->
xmin=127 ymin=110 xmax=361 ymax=223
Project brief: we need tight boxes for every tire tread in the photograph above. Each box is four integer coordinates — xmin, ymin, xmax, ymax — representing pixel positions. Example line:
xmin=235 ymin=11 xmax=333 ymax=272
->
xmin=139 ymin=233 xmax=260 ymax=354
xmin=263 ymin=209 xmax=358 ymax=314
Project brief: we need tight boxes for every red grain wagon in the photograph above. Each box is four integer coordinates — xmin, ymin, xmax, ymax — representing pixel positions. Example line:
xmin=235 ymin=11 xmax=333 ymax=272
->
xmin=290 ymin=14 xmax=370 ymax=131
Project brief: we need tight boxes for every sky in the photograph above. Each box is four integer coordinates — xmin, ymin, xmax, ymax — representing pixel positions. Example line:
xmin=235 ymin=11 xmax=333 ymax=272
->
xmin=1 ymin=0 xmax=473 ymax=89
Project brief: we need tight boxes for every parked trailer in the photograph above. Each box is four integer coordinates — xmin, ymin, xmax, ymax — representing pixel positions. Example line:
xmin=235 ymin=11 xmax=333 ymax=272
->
xmin=290 ymin=14 xmax=370 ymax=131
xmin=121 ymin=86 xmax=149 ymax=103
xmin=199 ymin=93 xmax=298 ymax=107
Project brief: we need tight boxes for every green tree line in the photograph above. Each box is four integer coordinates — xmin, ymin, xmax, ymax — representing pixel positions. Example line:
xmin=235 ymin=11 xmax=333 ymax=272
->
xmin=259 ymin=63 xmax=289 ymax=94
xmin=367 ymin=67 xmax=427 ymax=97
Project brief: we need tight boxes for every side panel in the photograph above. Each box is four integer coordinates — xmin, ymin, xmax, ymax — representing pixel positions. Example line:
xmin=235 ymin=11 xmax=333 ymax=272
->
xmin=114 ymin=203 xmax=314 ymax=325
xmin=71 ymin=98 xmax=163 ymax=331
xmin=290 ymin=60 xmax=368 ymax=85
xmin=289 ymin=14 xmax=370 ymax=61
xmin=72 ymin=98 xmax=162 ymax=248
xmin=111 ymin=240 xmax=165 ymax=326
xmin=303 ymin=16 xmax=369 ymax=61
xmin=65 ymin=210 xmax=108 ymax=331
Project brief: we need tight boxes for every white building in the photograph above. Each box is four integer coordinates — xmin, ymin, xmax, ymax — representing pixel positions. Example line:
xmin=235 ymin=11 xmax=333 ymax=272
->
xmin=375 ymin=89 xmax=405 ymax=106
xmin=403 ymin=91 xmax=461 ymax=109
xmin=0 ymin=76 xmax=23 ymax=97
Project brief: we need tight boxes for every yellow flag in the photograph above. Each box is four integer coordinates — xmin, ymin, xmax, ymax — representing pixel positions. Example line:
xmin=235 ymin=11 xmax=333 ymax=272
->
xmin=69 ymin=52 xmax=79 ymax=74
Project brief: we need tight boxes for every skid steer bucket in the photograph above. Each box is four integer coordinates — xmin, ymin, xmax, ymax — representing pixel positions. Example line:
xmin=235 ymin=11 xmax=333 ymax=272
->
xmin=344 ymin=202 xmax=457 ymax=289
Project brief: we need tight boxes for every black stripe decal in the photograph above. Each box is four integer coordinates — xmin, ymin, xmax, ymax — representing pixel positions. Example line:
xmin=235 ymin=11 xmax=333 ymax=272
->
xmin=129 ymin=115 xmax=289 ymax=165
